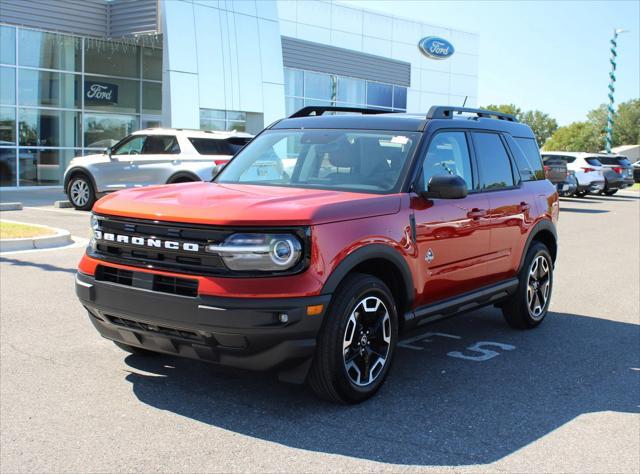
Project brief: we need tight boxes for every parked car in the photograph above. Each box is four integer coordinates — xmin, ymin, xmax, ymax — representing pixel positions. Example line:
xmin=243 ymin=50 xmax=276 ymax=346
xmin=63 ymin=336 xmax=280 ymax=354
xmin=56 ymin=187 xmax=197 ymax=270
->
xmin=541 ymin=155 xmax=572 ymax=196
xmin=63 ymin=128 xmax=253 ymax=210
xmin=633 ymin=160 xmax=640 ymax=183
xmin=76 ymin=105 xmax=558 ymax=404
xmin=595 ymin=154 xmax=635 ymax=195
xmin=541 ymin=152 xmax=605 ymax=197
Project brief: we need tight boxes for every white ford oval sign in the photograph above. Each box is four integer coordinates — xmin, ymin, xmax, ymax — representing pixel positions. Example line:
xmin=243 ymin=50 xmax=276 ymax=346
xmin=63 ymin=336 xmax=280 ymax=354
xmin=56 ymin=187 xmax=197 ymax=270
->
xmin=419 ymin=36 xmax=455 ymax=60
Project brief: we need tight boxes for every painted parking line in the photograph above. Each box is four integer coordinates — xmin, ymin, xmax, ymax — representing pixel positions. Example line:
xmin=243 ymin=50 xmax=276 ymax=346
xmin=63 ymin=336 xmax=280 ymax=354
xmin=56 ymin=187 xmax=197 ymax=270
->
xmin=22 ymin=206 xmax=89 ymax=216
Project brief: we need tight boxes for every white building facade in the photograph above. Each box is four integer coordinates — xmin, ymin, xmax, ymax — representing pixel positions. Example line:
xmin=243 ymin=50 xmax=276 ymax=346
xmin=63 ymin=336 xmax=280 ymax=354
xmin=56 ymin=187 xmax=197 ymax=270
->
xmin=0 ymin=0 xmax=478 ymax=188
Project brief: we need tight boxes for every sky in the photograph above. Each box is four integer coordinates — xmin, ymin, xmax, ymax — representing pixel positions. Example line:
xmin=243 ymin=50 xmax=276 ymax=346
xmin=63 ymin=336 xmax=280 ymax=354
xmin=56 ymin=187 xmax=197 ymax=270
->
xmin=340 ymin=0 xmax=640 ymax=125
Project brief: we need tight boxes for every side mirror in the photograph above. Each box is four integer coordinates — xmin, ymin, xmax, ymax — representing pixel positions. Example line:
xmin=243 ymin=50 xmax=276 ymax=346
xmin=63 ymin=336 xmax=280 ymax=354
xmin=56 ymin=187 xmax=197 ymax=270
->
xmin=106 ymin=147 xmax=114 ymax=159
xmin=421 ymin=175 xmax=468 ymax=199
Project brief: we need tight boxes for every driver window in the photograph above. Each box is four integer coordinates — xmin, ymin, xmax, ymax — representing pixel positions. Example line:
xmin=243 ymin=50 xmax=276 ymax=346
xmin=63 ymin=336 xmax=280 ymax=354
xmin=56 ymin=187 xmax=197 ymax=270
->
xmin=112 ymin=136 xmax=146 ymax=156
xmin=422 ymin=132 xmax=473 ymax=190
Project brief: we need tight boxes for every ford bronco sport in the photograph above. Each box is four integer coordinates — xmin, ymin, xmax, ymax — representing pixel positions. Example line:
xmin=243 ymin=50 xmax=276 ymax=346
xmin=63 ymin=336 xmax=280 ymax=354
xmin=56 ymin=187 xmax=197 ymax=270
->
xmin=76 ymin=106 xmax=559 ymax=404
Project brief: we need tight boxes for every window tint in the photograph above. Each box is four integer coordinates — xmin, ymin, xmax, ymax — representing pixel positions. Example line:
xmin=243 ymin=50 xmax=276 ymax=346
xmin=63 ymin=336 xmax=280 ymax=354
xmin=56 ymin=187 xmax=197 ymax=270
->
xmin=142 ymin=135 xmax=180 ymax=154
xmin=112 ymin=135 xmax=146 ymax=155
xmin=585 ymin=157 xmax=603 ymax=167
xmin=513 ymin=137 xmax=544 ymax=181
xmin=422 ymin=132 xmax=473 ymax=190
xmin=472 ymin=132 xmax=515 ymax=190
xmin=188 ymin=138 xmax=247 ymax=155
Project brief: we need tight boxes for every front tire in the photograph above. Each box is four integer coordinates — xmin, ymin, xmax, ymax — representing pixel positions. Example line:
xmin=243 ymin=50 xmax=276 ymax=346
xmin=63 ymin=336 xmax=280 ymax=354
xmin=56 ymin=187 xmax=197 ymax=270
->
xmin=308 ymin=273 xmax=398 ymax=404
xmin=68 ymin=174 xmax=96 ymax=210
xmin=502 ymin=242 xmax=553 ymax=329
xmin=604 ymin=189 xmax=618 ymax=196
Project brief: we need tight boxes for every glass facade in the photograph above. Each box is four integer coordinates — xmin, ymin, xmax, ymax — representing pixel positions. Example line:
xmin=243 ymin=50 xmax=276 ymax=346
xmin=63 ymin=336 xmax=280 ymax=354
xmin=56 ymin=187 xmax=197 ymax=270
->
xmin=283 ymin=67 xmax=407 ymax=116
xmin=0 ymin=24 xmax=162 ymax=187
xmin=200 ymin=109 xmax=247 ymax=132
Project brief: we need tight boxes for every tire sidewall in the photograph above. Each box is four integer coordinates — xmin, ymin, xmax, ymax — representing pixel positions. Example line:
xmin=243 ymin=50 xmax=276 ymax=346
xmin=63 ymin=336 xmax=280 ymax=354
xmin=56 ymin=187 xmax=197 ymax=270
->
xmin=520 ymin=243 xmax=553 ymax=326
xmin=68 ymin=175 xmax=95 ymax=210
xmin=328 ymin=277 xmax=399 ymax=402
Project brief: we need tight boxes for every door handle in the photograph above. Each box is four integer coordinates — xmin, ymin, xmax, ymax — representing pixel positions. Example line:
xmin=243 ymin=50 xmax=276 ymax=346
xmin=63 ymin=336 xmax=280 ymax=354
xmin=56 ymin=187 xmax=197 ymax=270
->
xmin=519 ymin=201 xmax=531 ymax=212
xmin=466 ymin=208 xmax=488 ymax=219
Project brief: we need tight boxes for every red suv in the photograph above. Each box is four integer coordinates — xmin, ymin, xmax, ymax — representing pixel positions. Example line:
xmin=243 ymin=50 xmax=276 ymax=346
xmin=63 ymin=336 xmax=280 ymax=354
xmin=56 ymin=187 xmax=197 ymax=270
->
xmin=76 ymin=106 xmax=559 ymax=404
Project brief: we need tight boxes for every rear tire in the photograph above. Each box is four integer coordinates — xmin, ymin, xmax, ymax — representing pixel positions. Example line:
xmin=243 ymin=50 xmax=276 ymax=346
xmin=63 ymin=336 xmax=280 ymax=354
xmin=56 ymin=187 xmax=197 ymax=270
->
xmin=501 ymin=242 xmax=553 ymax=329
xmin=67 ymin=174 xmax=96 ymax=211
xmin=112 ymin=341 xmax=157 ymax=356
xmin=308 ymin=273 xmax=398 ymax=404
xmin=604 ymin=189 xmax=618 ymax=196
xmin=574 ymin=189 xmax=588 ymax=198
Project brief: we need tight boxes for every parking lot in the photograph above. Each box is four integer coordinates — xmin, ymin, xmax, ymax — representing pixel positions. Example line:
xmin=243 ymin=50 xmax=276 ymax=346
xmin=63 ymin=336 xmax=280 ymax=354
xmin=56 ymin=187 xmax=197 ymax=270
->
xmin=1 ymin=193 xmax=638 ymax=473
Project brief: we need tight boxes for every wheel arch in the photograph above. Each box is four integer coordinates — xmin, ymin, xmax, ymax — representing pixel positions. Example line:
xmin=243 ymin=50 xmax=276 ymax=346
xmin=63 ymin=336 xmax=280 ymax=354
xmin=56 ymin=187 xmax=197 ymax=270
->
xmin=166 ymin=171 xmax=202 ymax=184
xmin=321 ymin=244 xmax=415 ymax=324
xmin=64 ymin=167 xmax=97 ymax=194
xmin=518 ymin=219 xmax=558 ymax=271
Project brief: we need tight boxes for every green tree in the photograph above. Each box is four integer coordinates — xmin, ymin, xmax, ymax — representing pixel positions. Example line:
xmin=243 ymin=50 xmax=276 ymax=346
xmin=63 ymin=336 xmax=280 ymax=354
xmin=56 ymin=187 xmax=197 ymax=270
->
xmin=483 ymin=104 xmax=558 ymax=147
xmin=543 ymin=99 xmax=640 ymax=152
xmin=542 ymin=121 xmax=602 ymax=152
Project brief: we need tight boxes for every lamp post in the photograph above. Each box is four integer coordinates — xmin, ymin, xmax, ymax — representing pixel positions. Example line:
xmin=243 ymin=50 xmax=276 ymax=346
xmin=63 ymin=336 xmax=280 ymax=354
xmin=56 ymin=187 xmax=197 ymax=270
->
xmin=605 ymin=28 xmax=627 ymax=154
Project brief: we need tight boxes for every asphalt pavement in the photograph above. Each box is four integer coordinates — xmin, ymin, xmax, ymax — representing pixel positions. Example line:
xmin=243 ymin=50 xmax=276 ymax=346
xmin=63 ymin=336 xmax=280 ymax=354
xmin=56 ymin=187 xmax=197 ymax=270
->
xmin=1 ymin=192 xmax=638 ymax=473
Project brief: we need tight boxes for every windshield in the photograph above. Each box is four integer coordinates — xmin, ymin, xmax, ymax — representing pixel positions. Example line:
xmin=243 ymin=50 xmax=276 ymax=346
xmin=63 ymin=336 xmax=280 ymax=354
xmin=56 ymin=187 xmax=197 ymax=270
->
xmin=215 ymin=129 xmax=420 ymax=193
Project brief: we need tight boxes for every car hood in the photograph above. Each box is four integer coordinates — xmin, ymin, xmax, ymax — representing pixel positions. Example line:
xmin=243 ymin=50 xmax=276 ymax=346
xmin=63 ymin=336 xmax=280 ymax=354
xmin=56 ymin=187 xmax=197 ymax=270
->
xmin=93 ymin=182 xmax=402 ymax=226
xmin=67 ymin=153 xmax=109 ymax=169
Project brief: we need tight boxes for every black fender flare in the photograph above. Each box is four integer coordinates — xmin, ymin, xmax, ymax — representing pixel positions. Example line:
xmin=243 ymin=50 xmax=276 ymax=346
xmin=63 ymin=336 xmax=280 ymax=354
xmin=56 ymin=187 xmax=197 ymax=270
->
xmin=166 ymin=171 xmax=202 ymax=184
xmin=321 ymin=243 xmax=415 ymax=308
xmin=518 ymin=219 xmax=558 ymax=272
xmin=64 ymin=167 xmax=97 ymax=194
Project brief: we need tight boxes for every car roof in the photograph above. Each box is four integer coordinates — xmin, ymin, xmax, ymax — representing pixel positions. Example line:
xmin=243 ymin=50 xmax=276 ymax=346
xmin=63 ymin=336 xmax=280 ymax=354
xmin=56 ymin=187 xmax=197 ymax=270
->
xmin=131 ymin=128 xmax=253 ymax=139
xmin=541 ymin=151 xmax=602 ymax=159
xmin=270 ymin=112 xmax=535 ymax=138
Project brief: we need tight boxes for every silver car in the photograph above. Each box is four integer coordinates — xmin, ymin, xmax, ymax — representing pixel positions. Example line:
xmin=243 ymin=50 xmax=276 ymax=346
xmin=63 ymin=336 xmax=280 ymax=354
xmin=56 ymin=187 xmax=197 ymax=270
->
xmin=63 ymin=128 xmax=252 ymax=210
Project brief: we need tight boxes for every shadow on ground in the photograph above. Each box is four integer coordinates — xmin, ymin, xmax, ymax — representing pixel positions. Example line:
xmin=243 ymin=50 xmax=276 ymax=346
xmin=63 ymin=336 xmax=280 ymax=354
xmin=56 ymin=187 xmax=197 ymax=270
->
xmin=560 ymin=207 xmax=609 ymax=214
xmin=0 ymin=256 xmax=77 ymax=274
xmin=122 ymin=308 xmax=639 ymax=466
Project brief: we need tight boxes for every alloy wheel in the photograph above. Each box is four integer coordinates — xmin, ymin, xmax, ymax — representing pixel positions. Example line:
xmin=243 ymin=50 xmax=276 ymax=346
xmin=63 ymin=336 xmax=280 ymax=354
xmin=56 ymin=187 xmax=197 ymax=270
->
xmin=342 ymin=296 xmax=392 ymax=386
xmin=70 ymin=179 xmax=89 ymax=207
xmin=527 ymin=255 xmax=551 ymax=319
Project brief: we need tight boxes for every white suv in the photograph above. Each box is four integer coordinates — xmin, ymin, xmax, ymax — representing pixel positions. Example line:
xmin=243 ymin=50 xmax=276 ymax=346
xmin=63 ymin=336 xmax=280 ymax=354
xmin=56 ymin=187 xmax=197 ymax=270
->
xmin=63 ymin=128 xmax=252 ymax=210
xmin=541 ymin=151 xmax=605 ymax=197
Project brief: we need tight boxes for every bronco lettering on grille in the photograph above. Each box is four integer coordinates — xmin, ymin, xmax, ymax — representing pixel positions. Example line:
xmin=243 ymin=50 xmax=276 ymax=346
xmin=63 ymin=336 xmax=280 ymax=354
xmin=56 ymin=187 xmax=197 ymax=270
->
xmin=94 ymin=230 xmax=199 ymax=252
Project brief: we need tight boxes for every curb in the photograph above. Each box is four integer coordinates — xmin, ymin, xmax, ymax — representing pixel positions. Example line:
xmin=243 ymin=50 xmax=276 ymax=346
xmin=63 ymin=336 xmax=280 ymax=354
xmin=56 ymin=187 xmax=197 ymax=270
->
xmin=54 ymin=200 xmax=73 ymax=208
xmin=0 ymin=202 xmax=23 ymax=211
xmin=0 ymin=219 xmax=73 ymax=252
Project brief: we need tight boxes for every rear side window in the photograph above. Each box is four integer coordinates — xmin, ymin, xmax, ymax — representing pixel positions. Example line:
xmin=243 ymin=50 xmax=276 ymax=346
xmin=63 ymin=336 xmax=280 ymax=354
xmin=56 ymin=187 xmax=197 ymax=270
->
xmin=472 ymin=132 xmax=515 ymax=190
xmin=513 ymin=137 xmax=544 ymax=181
xmin=585 ymin=157 xmax=603 ymax=167
xmin=189 ymin=138 xmax=248 ymax=155
xmin=142 ymin=135 xmax=180 ymax=155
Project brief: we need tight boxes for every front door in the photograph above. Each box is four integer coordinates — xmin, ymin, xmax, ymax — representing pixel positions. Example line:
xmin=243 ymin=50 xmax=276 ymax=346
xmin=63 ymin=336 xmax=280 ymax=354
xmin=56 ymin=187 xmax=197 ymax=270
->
xmin=412 ymin=130 xmax=492 ymax=307
xmin=95 ymin=134 xmax=147 ymax=190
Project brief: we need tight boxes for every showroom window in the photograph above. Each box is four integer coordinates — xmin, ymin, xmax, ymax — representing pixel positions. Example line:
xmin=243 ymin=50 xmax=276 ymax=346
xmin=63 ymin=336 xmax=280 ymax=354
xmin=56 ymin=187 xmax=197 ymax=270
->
xmin=200 ymin=109 xmax=247 ymax=132
xmin=0 ymin=24 xmax=163 ymax=187
xmin=283 ymin=67 xmax=407 ymax=116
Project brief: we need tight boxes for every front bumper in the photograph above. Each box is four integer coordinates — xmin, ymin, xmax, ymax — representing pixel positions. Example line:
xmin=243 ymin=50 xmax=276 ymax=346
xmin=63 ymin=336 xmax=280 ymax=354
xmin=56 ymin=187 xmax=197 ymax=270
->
xmin=76 ymin=271 xmax=330 ymax=375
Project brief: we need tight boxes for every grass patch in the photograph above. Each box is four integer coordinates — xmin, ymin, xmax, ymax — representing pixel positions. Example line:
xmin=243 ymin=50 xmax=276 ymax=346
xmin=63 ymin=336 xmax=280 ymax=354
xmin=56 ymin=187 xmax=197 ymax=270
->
xmin=630 ymin=183 xmax=640 ymax=191
xmin=0 ymin=221 xmax=55 ymax=239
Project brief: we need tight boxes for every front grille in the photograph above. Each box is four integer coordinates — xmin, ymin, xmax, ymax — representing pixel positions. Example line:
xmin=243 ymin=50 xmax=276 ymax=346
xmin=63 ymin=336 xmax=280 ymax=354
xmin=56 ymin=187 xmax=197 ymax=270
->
xmin=106 ymin=315 xmax=203 ymax=341
xmin=95 ymin=265 xmax=199 ymax=298
xmin=89 ymin=214 xmax=309 ymax=277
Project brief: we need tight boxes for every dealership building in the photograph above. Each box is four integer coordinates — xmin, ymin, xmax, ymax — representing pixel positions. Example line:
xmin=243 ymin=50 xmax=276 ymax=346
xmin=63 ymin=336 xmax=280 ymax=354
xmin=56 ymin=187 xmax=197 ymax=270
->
xmin=0 ymin=0 xmax=479 ymax=188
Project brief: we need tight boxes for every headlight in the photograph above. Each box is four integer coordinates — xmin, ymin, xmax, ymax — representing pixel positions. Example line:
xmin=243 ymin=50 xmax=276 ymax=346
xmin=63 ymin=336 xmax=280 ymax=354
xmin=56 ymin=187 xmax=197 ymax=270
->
xmin=206 ymin=233 xmax=303 ymax=272
xmin=89 ymin=214 xmax=100 ymax=249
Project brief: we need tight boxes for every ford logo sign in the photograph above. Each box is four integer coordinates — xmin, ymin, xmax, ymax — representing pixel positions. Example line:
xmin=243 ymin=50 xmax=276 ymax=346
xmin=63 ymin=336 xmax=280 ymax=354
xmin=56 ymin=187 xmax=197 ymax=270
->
xmin=419 ymin=36 xmax=455 ymax=60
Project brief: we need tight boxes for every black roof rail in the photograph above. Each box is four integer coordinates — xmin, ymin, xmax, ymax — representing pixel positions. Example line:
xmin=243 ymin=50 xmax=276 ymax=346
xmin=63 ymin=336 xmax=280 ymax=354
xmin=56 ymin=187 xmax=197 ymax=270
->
xmin=427 ymin=106 xmax=519 ymax=122
xmin=288 ymin=106 xmax=391 ymax=118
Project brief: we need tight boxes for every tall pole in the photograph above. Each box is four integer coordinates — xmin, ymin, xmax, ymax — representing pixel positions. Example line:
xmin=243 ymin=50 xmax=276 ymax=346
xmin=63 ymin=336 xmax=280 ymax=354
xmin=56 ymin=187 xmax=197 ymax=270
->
xmin=605 ymin=29 xmax=627 ymax=153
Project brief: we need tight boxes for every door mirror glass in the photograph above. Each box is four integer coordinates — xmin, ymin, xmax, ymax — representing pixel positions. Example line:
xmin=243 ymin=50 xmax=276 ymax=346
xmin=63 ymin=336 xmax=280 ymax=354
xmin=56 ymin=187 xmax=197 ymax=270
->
xmin=422 ymin=174 xmax=468 ymax=199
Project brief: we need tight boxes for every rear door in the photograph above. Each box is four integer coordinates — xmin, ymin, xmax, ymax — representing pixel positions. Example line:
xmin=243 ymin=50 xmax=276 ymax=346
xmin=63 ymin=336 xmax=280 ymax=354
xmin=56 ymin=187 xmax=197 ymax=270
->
xmin=131 ymin=135 xmax=181 ymax=185
xmin=471 ymin=131 xmax=532 ymax=282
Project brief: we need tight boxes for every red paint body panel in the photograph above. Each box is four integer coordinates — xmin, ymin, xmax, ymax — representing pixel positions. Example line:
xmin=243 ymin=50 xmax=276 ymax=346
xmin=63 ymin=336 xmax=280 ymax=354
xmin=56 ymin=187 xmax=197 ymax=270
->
xmin=81 ymin=179 xmax=558 ymax=310
xmin=92 ymin=182 xmax=401 ymax=226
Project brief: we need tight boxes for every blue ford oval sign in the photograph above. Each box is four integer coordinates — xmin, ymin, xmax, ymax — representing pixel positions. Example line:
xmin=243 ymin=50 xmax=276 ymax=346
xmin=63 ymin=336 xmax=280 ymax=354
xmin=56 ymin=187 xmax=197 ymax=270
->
xmin=419 ymin=36 xmax=455 ymax=60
